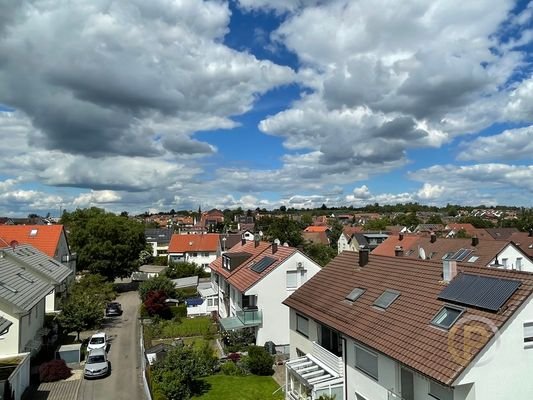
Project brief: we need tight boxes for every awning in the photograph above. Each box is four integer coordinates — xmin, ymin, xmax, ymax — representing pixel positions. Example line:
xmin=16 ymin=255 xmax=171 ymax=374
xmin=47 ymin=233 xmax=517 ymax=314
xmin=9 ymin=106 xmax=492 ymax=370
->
xmin=219 ymin=316 xmax=246 ymax=331
xmin=286 ymin=355 xmax=342 ymax=388
xmin=198 ymin=286 xmax=217 ymax=297
xmin=185 ymin=297 xmax=204 ymax=307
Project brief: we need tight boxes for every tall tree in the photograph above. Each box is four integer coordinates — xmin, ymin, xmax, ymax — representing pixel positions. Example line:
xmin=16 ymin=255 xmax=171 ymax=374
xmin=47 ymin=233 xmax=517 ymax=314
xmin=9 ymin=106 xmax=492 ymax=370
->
xmin=61 ymin=207 xmax=147 ymax=281
xmin=264 ymin=216 xmax=304 ymax=247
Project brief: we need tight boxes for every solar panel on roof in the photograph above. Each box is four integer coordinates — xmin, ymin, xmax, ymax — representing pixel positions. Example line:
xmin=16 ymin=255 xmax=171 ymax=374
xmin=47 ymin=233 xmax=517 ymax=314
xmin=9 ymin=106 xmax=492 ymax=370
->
xmin=448 ymin=248 xmax=473 ymax=261
xmin=438 ymin=274 xmax=521 ymax=312
xmin=251 ymin=257 xmax=276 ymax=273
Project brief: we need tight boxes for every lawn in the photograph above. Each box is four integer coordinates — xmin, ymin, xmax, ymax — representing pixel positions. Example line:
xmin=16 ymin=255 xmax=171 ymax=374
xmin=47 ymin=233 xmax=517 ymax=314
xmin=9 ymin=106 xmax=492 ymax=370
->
xmin=193 ymin=374 xmax=284 ymax=400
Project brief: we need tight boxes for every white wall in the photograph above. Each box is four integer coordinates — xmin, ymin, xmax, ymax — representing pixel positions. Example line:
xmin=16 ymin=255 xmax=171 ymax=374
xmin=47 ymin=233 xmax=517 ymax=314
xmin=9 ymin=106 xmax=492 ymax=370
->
xmin=0 ymin=298 xmax=45 ymax=356
xmin=247 ymin=252 xmax=321 ymax=346
xmin=288 ymin=309 xmax=320 ymax=359
xmin=488 ymin=245 xmax=533 ymax=272
xmin=5 ymin=352 xmax=30 ymax=400
xmin=169 ymin=251 xmax=217 ymax=272
xmin=454 ymin=295 xmax=533 ymax=399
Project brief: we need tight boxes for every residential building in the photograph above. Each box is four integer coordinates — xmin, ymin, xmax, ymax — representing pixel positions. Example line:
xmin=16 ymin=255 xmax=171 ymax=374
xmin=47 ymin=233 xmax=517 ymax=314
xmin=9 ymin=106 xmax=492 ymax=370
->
xmin=484 ymin=227 xmax=519 ymax=240
xmin=509 ymin=230 xmax=533 ymax=261
xmin=0 ymin=244 xmax=72 ymax=313
xmin=144 ymin=228 xmax=173 ymax=257
xmin=0 ymin=245 xmax=67 ymax=356
xmin=0 ymin=224 xmax=76 ymax=280
xmin=167 ymin=233 xmax=220 ymax=271
xmin=284 ymin=250 xmax=533 ymax=400
xmin=337 ymin=231 xmax=389 ymax=254
xmin=209 ymin=239 xmax=322 ymax=347
xmin=373 ymin=234 xmax=533 ymax=272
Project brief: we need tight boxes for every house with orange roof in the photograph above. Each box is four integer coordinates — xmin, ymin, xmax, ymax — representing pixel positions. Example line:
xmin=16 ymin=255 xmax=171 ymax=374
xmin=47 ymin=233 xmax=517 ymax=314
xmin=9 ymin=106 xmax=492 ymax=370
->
xmin=207 ymin=238 xmax=321 ymax=347
xmin=0 ymin=224 xmax=76 ymax=284
xmin=167 ymin=233 xmax=220 ymax=271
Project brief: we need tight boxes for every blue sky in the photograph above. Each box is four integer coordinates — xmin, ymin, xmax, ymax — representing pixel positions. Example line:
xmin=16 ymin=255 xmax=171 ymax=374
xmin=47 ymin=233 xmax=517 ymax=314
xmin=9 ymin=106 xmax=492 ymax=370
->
xmin=0 ymin=0 xmax=532 ymax=217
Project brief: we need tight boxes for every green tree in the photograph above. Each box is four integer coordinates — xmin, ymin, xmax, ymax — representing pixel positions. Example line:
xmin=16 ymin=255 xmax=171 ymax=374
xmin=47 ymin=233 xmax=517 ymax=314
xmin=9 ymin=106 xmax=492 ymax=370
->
xmin=61 ymin=207 xmax=148 ymax=280
xmin=303 ymin=243 xmax=335 ymax=267
xmin=364 ymin=217 xmax=390 ymax=231
xmin=165 ymin=261 xmax=209 ymax=279
xmin=426 ymin=215 xmax=444 ymax=225
xmin=138 ymin=275 xmax=177 ymax=301
xmin=57 ymin=292 xmax=105 ymax=341
xmin=71 ymin=274 xmax=115 ymax=303
xmin=242 ymin=345 xmax=274 ymax=376
xmin=151 ymin=344 xmax=211 ymax=400
xmin=328 ymin=221 xmax=344 ymax=250
xmin=301 ymin=214 xmax=313 ymax=226
xmin=264 ymin=216 xmax=304 ymax=247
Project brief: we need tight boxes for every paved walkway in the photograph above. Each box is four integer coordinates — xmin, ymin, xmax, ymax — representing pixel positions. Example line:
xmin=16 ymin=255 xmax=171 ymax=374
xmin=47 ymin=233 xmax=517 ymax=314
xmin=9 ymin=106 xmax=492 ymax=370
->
xmin=23 ymin=370 xmax=82 ymax=400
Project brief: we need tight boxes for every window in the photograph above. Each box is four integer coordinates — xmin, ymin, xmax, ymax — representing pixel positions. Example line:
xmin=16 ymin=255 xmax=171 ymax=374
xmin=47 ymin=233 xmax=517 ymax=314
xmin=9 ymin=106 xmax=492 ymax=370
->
xmin=354 ymin=344 xmax=378 ymax=380
xmin=192 ymin=252 xmax=198 ymax=257
xmin=373 ymin=289 xmax=400 ymax=309
xmin=355 ymin=394 xmax=368 ymax=400
xmin=524 ymin=322 xmax=533 ymax=347
xmin=320 ymin=325 xmax=342 ymax=356
xmin=516 ymin=258 xmax=523 ymax=271
xmin=300 ymin=269 xmax=307 ymax=284
xmin=467 ymin=256 xmax=479 ymax=263
xmin=296 ymin=314 xmax=309 ymax=337
xmin=207 ymin=298 xmax=219 ymax=307
xmin=286 ymin=271 xmax=298 ymax=289
xmin=345 ymin=288 xmax=365 ymax=302
xmin=429 ymin=381 xmax=453 ymax=400
xmin=431 ymin=305 xmax=464 ymax=329
xmin=296 ymin=348 xmax=305 ymax=357
xmin=203 ymin=252 xmax=209 ymax=257
xmin=502 ymin=258 xmax=508 ymax=267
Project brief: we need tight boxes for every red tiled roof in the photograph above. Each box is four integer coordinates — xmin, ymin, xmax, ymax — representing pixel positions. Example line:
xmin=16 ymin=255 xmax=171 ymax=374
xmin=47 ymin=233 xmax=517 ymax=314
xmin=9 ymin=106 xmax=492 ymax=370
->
xmin=343 ymin=226 xmax=363 ymax=236
xmin=0 ymin=225 xmax=64 ymax=257
xmin=304 ymin=226 xmax=330 ymax=233
xmin=372 ymin=234 xmax=419 ymax=256
xmin=284 ymin=251 xmax=533 ymax=385
xmin=168 ymin=233 xmax=220 ymax=253
xmin=210 ymin=240 xmax=297 ymax=292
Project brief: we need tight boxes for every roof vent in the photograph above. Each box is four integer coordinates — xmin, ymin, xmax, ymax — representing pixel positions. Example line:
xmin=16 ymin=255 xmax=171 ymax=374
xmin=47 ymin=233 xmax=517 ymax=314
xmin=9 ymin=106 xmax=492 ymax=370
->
xmin=430 ymin=231 xmax=436 ymax=243
xmin=471 ymin=235 xmax=479 ymax=247
xmin=394 ymin=246 xmax=404 ymax=257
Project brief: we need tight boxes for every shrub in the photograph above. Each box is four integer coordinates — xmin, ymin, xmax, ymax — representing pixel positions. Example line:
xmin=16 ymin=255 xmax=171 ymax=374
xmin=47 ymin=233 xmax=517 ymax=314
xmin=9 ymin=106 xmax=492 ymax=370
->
xmin=246 ymin=345 xmax=274 ymax=376
xmin=227 ymin=352 xmax=241 ymax=363
xmin=170 ymin=304 xmax=187 ymax=319
xmin=39 ymin=359 xmax=72 ymax=382
xmin=220 ymin=360 xmax=240 ymax=376
xmin=144 ymin=290 xmax=172 ymax=319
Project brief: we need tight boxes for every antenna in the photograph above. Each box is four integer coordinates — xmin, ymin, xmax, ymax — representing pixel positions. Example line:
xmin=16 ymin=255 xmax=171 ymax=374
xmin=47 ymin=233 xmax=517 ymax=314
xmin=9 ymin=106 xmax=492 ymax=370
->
xmin=418 ymin=247 xmax=426 ymax=260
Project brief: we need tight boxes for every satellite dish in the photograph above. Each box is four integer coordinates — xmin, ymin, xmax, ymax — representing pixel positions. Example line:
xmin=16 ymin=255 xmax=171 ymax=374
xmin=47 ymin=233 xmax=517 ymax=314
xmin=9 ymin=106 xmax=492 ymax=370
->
xmin=274 ymin=238 xmax=280 ymax=245
xmin=419 ymin=247 xmax=426 ymax=260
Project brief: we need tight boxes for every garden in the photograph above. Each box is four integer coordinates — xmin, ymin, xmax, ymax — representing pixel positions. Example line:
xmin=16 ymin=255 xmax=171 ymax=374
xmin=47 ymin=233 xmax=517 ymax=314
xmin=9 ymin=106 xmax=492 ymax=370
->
xmin=139 ymin=274 xmax=284 ymax=400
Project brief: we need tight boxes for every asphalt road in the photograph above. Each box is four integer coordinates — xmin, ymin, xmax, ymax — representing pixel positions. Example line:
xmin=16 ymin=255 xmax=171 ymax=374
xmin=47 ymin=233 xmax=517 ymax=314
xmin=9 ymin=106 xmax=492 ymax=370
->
xmin=78 ymin=290 xmax=145 ymax=400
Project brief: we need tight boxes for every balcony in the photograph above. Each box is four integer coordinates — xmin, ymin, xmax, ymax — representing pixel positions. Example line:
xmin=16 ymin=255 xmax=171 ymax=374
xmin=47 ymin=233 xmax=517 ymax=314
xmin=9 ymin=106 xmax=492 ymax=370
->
xmin=219 ymin=307 xmax=262 ymax=331
xmin=285 ymin=342 xmax=344 ymax=400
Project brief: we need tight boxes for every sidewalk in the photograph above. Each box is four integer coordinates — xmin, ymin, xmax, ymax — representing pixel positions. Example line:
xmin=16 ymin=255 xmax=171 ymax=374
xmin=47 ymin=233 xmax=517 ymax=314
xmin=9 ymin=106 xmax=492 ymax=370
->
xmin=23 ymin=369 xmax=83 ymax=400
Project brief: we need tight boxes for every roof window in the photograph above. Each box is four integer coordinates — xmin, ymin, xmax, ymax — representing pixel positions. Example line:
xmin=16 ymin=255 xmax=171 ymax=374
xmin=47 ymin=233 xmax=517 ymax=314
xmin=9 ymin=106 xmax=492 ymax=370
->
xmin=29 ymin=229 xmax=38 ymax=237
xmin=373 ymin=289 xmax=400 ymax=309
xmin=431 ymin=305 xmax=465 ymax=329
xmin=345 ymin=288 xmax=365 ymax=302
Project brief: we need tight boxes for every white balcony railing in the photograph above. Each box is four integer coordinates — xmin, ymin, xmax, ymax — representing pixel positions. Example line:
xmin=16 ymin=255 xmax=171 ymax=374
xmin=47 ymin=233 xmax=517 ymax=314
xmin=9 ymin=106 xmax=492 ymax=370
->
xmin=312 ymin=342 xmax=343 ymax=377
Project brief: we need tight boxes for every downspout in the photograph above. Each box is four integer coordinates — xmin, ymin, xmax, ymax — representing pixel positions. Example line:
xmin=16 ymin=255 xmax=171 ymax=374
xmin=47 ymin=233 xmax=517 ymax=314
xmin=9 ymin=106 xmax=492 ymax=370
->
xmin=342 ymin=337 xmax=347 ymax=400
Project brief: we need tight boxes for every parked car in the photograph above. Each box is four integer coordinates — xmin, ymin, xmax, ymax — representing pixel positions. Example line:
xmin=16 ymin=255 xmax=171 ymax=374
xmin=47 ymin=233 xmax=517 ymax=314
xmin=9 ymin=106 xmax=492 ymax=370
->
xmin=84 ymin=348 xmax=109 ymax=379
xmin=87 ymin=332 xmax=108 ymax=352
xmin=106 ymin=302 xmax=123 ymax=317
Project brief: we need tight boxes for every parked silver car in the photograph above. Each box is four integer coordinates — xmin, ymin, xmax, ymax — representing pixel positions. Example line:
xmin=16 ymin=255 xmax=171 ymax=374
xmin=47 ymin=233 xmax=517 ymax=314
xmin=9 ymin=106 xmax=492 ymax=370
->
xmin=84 ymin=348 xmax=109 ymax=379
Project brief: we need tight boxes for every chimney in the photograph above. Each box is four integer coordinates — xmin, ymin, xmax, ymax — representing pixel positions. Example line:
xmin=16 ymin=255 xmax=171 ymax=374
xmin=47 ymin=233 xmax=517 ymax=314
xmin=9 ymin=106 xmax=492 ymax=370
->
xmin=399 ymin=232 xmax=404 ymax=241
xmin=359 ymin=247 xmax=369 ymax=267
xmin=443 ymin=259 xmax=457 ymax=282
xmin=272 ymin=241 xmax=278 ymax=254
xmin=254 ymin=234 xmax=260 ymax=248
xmin=430 ymin=231 xmax=436 ymax=243
xmin=471 ymin=235 xmax=479 ymax=247
xmin=394 ymin=245 xmax=404 ymax=257
xmin=529 ymin=229 xmax=533 ymax=237
xmin=241 ymin=237 xmax=246 ymax=246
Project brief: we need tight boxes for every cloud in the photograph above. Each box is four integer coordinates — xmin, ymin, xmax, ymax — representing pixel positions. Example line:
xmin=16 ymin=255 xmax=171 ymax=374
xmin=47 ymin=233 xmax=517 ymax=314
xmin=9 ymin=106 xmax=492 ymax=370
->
xmin=458 ymin=125 xmax=533 ymax=161
xmin=72 ymin=191 xmax=122 ymax=207
xmin=0 ymin=0 xmax=294 ymax=158
xmin=417 ymin=183 xmax=445 ymax=200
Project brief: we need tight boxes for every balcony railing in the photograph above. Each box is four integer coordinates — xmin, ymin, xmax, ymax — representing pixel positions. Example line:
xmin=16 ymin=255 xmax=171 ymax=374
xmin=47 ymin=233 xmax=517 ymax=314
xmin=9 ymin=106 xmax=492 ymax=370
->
xmin=236 ymin=308 xmax=262 ymax=326
xmin=388 ymin=389 xmax=407 ymax=400
xmin=312 ymin=342 xmax=344 ymax=377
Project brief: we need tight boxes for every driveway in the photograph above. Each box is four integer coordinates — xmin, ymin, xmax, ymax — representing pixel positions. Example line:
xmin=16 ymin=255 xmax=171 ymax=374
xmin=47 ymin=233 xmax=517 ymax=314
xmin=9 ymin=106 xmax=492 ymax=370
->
xmin=78 ymin=290 xmax=145 ymax=400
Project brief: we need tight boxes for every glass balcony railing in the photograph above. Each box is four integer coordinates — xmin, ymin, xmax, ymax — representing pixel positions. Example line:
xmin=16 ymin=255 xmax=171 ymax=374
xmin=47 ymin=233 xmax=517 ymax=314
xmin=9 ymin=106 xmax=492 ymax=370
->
xmin=235 ymin=308 xmax=262 ymax=326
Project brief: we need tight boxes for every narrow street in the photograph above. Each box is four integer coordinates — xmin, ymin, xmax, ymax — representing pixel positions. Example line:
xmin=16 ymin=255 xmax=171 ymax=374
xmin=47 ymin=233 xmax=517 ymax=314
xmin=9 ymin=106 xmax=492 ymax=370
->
xmin=78 ymin=290 xmax=145 ymax=400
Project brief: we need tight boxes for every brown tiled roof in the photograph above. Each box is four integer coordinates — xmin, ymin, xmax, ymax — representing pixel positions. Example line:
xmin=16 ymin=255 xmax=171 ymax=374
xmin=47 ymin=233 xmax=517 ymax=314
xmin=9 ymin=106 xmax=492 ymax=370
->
xmin=304 ymin=226 xmax=330 ymax=233
xmin=444 ymin=223 xmax=477 ymax=235
xmin=210 ymin=240 xmax=297 ymax=292
xmin=400 ymin=237 xmax=509 ymax=267
xmin=168 ymin=233 xmax=220 ymax=253
xmin=343 ymin=226 xmax=363 ymax=236
xmin=509 ymin=232 xmax=533 ymax=259
xmin=0 ymin=225 xmax=65 ymax=257
xmin=485 ymin=228 xmax=519 ymax=240
xmin=371 ymin=234 xmax=419 ymax=257
xmin=284 ymin=251 xmax=533 ymax=386
xmin=302 ymin=231 xmax=330 ymax=245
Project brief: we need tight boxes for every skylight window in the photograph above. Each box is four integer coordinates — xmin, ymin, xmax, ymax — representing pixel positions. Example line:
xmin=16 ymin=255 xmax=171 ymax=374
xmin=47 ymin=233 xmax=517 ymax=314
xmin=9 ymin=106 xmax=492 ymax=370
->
xmin=373 ymin=289 xmax=400 ymax=309
xmin=29 ymin=229 xmax=38 ymax=237
xmin=467 ymin=256 xmax=479 ymax=263
xmin=431 ymin=305 xmax=465 ymax=329
xmin=345 ymin=288 xmax=366 ymax=302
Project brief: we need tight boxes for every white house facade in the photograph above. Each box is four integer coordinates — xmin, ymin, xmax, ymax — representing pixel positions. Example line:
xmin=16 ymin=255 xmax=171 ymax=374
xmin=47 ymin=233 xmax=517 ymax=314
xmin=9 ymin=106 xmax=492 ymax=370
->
xmin=283 ymin=250 xmax=533 ymax=400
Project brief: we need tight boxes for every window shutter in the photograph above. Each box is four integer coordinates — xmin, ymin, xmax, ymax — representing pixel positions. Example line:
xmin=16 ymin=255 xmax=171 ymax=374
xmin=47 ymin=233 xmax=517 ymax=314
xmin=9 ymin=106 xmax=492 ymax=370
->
xmin=286 ymin=271 xmax=297 ymax=288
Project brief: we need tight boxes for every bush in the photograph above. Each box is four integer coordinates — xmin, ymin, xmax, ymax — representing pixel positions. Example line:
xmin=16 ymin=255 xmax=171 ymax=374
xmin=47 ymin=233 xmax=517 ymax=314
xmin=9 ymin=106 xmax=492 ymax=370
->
xmin=39 ymin=359 xmax=72 ymax=382
xmin=170 ymin=304 xmax=187 ymax=319
xmin=246 ymin=345 xmax=274 ymax=376
xmin=227 ymin=352 xmax=241 ymax=363
xmin=220 ymin=361 xmax=241 ymax=376
xmin=144 ymin=290 xmax=172 ymax=319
